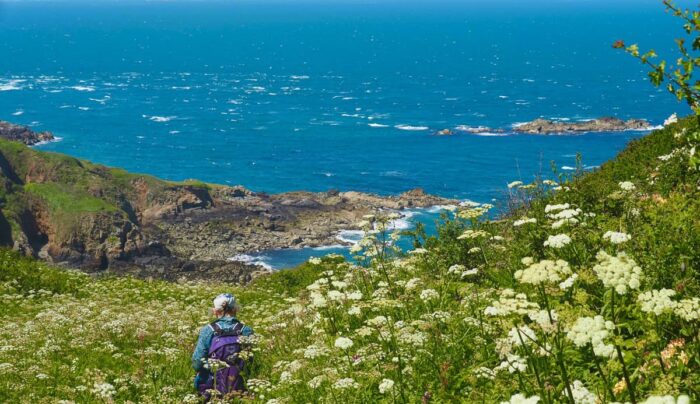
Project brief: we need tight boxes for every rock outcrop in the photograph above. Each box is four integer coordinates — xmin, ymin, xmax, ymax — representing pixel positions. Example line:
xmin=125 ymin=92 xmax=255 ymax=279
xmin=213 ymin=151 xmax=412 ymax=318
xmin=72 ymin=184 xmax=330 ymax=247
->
xmin=513 ymin=117 xmax=651 ymax=134
xmin=0 ymin=121 xmax=55 ymax=145
xmin=0 ymin=127 xmax=456 ymax=283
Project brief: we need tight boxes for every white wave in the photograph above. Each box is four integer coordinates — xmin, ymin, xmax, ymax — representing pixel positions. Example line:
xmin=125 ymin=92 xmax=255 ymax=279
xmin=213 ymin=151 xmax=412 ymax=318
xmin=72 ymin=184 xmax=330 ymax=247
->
xmin=395 ymin=124 xmax=429 ymax=131
xmin=341 ymin=97 xmax=356 ymax=100
xmin=32 ymin=136 xmax=63 ymax=147
xmin=169 ymin=130 xmax=180 ymax=134
xmin=561 ymin=166 xmax=576 ymax=171
xmin=426 ymin=204 xmax=458 ymax=213
xmin=143 ymin=114 xmax=177 ymax=123
xmin=78 ymin=107 xmax=90 ymax=111
xmin=0 ymin=79 xmax=25 ymax=91
xmin=313 ymin=244 xmax=345 ymax=251
xmin=69 ymin=85 xmax=96 ymax=92
xmin=89 ymin=96 xmax=111 ymax=104
xmin=171 ymin=86 xmax=191 ymax=90
xmin=11 ymin=110 xmax=24 ymax=116
xmin=629 ymin=125 xmax=663 ymax=132
xmin=290 ymin=75 xmax=309 ymax=80
xmin=368 ymin=123 xmax=389 ymax=128
xmin=455 ymin=125 xmax=490 ymax=132
xmin=472 ymin=132 xmax=510 ymax=137
xmin=335 ymin=230 xmax=364 ymax=244
xmin=227 ymin=254 xmax=273 ymax=271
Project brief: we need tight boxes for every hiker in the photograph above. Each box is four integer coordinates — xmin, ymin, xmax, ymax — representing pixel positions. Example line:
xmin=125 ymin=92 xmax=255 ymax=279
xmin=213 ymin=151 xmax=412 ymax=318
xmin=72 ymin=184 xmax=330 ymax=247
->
xmin=192 ymin=293 xmax=254 ymax=398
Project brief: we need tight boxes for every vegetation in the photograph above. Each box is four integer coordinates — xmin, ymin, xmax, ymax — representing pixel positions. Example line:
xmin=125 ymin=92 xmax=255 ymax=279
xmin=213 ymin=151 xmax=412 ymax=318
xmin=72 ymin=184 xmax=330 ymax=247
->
xmin=0 ymin=114 xmax=698 ymax=403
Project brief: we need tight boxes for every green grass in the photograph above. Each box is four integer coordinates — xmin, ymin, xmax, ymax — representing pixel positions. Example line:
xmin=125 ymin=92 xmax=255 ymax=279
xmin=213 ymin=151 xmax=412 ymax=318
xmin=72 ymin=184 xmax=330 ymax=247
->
xmin=24 ymin=183 xmax=119 ymax=214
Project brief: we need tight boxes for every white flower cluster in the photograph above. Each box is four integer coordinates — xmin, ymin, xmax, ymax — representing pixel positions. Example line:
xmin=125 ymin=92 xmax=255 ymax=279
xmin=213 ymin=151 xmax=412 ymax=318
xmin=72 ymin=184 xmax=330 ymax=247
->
xmin=495 ymin=353 xmax=528 ymax=373
xmin=91 ymin=382 xmax=116 ymax=400
xmin=544 ymin=203 xmax=570 ymax=213
xmin=513 ymin=217 xmax=537 ymax=227
xmin=638 ymin=395 xmax=690 ymax=404
xmin=568 ymin=380 xmax=597 ymax=404
xmin=592 ymin=251 xmax=642 ymax=295
xmin=334 ymin=337 xmax=354 ymax=350
xmin=484 ymin=289 xmax=539 ymax=316
xmin=508 ymin=181 xmax=524 ymax=189
xmin=603 ymin=231 xmax=632 ymax=245
xmin=638 ymin=289 xmax=677 ymax=315
xmin=514 ymin=259 xmax=572 ymax=285
xmin=559 ymin=273 xmax=578 ymax=290
xmin=566 ymin=315 xmax=616 ymax=358
xmin=619 ymin=181 xmax=636 ymax=192
xmin=544 ymin=233 xmax=572 ymax=249
xmin=419 ymin=289 xmax=440 ymax=301
xmin=457 ymin=229 xmax=490 ymax=240
xmin=447 ymin=264 xmax=478 ymax=278
xmin=507 ymin=325 xmax=538 ymax=346
xmin=674 ymin=298 xmax=700 ymax=321
xmin=378 ymin=378 xmax=394 ymax=394
xmin=528 ymin=309 xmax=558 ymax=333
xmin=333 ymin=378 xmax=359 ymax=390
xmin=501 ymin=393 xmax=541 ymax=404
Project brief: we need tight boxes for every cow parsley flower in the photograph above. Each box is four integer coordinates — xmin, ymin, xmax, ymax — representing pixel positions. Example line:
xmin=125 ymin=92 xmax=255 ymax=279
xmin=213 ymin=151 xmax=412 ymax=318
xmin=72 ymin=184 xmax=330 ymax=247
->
xmin=638 ymin=289 xmax=677 ymax=315
xmin=544 ymin=203 xmax=570 ymax=213
xmin=544 ymin=234 xmax=572 ymax=249
xmin=592 ymin=251 xmax=642 ymax=295
xmin=508 ymin=181 xmax=524 ymax=189
xmin=92 ymin=382 xmax=116 ymax=400
xmin=603 ymin=231 xmax=632 ymax=245
xmin=508 ymin=325 xmax=538 ymax=346
xmin=334 ymin=337 xmax=354 ymax=350
xmin=566 ymin=315 xmax=615 ymax=358
xmin=484 ymin=289 xmax=539 ymax=316
xmin=638 ymin=395 xmax=690 ymax=404
xmin=333 ymin=378 xmax=359 ymax=390
xmin=559 ymin=273 xmax=578 ymax=290
xmin=514 ymin=217 xmax=537 ymax=227
xmin=420 ymin=289 xmax=439 ymax=301
xmin=529 ymin=309 xmax=558 ymax=333
xmin=308 ymin=257 xmax=322 ymax=265
xmin=514 ymin=259 xmax=571 ymax=285
xmin=378 ymin=378 xmax=395 ymax=394
xmin=674 ymin=298 xmax=700 ymax=321
xmin=501 ymin=393 xmax=540 ymax=404
xmin=458 ymin=229 xmax=489 ymax=239
xmin=619 ymin=181 xmax=636 ymax=192
xmin=569 ymin=380 xmax=596 ymax=404
xmin=495 ymin=353 xmax=528 ymax=373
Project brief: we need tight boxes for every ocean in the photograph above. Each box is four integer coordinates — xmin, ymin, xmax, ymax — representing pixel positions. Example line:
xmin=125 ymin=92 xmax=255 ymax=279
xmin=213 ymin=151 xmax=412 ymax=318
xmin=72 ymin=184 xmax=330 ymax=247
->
xmin=0 ymin=0 xmax=691 ymax=268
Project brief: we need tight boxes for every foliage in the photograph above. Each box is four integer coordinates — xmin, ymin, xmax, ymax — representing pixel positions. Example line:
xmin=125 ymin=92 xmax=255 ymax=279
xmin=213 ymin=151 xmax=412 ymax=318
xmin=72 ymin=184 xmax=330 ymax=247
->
xmin=1 ymin=116 xmax=699 ymax=403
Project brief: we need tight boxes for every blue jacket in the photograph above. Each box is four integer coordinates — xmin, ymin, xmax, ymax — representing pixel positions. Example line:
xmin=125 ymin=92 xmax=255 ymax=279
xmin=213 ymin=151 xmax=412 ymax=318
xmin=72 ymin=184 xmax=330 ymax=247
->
xmin=191 ymin=316 xmax=254 ymax=372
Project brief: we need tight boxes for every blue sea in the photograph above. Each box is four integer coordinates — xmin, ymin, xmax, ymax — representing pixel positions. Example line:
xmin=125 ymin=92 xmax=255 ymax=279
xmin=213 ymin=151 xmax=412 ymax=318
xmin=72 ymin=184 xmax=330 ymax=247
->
xmin=0 ymin=0 xmax=692 ymax=268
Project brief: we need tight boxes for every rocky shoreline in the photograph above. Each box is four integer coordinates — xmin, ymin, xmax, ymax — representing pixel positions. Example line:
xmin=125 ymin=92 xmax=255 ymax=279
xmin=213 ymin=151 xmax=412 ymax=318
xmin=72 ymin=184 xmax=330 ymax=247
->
xmin=433 ymin=116 xmax=653 ymax=136
xmin=0 ymin=121 xmax=56 ymax=145
xmin=0 ymin=124 xmax=456 ymax=283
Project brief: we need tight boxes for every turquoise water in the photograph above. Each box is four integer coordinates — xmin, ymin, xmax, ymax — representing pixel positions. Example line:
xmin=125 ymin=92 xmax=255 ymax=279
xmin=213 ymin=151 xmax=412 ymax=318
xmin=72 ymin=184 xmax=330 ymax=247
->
xmin=0 ymin=1 xmax=691 ymax=268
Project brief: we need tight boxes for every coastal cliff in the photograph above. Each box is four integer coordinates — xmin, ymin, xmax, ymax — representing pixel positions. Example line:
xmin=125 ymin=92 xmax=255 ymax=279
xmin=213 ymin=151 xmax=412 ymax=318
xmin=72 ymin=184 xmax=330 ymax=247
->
xmin=0 ymin=123 xmax=455 ymax=282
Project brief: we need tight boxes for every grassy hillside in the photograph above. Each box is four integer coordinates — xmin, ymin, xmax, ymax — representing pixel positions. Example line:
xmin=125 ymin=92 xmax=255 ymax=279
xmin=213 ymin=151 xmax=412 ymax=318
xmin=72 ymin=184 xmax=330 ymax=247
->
xmin=0 ymin=118 xmax=699 ymax=403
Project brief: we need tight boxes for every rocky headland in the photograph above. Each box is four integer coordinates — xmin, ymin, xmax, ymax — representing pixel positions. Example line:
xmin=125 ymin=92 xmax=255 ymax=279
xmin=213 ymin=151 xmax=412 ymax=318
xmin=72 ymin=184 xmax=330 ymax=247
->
xmin=0 ymin=121 xmax=56 ymax=145
xmin=0 ymin=124 xmax=455 ymax=283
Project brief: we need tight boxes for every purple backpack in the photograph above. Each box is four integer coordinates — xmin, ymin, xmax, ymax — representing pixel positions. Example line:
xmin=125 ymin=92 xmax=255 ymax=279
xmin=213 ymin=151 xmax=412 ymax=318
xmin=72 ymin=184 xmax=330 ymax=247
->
xmin=198 ymin=322 xmax=247 ymax=399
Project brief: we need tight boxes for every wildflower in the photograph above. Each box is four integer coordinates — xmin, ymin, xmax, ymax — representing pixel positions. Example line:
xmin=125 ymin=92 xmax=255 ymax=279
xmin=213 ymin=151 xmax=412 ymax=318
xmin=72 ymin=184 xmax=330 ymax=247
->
xmin=409 ymin=248 xmax=428 ymax=255
xmin=92 ymin=382 xmax=116 ymax=400
xmin=333 ymin=378 xmax=359 ymax=390
xmin=508 ymin=325 xmax=538 ymax=346
xmin=529 ymin=309 xmax=558 ymax=333
xmin=544 ymin=233 xmax=571 ymax=248
xmin=543 ymin=179 xmax=558 ymax=186
xmin=334 ymin=337 xmax=354 ymax=350
xmin=304 ymin=344 xmax=330 ymax=359
xmin=638 ymin=289 xmax=677 ymax=315
xmin=603 ymin=231 xmax=632 ymax=244
xmin=420 ymin=289 xmax=440 ymax=301
xmin=346 ymin=290 xmax=363 ymax=300
xmin=485 ymin=289 xmax=539 ymax=316
xmin=378 ymin=378 xmax=395 ymax=394
xmin=367 ymin=316 xmax=388 ymax=327
xmin=405 ymin=278 xmax=421 ymax=291
xmin=501 ymin=393 xmax=540 ymax=404
xmin=568 ymin=380 xmax=596 ymax=404
xmin=514 ymin=259 xmax=571 ymax=285
xmin=544 ymin=203 xmax=570 ymax=213
xmin=457 ymin=229 xmax=489 ymax=239
xmin=507 ymin=181 xmax=524 ymax=189
xmin=521 ymin=256 xmax=534 ymax=266
xmin=308 ymin=257 xmax=322 ymax=265
xmin=548 ymin=208 xmax=581 ymax=220
xmin=495 ymin=353 xmax=528 ymax=373
xmin=468 ymin=247 xmax=482 ymax=254
xmin=674 ymin=298 xmax=700 ymax=321
xmin=348 ymin=306 xmax=361 ymax=316
xmin=619 ymin=181 xmax=636 ymax=192
xmin=566 ymin=315 xmax=616 ymax=358
xmin=558 ymin=273 xmax=578 ymax=290
xmin=638 ymin=395 xmax=690 ymax=404
xmin=473 ymin=366 xmax=496 ymax=380
xmin=308 ymin=375 xmax=325 ymax=389
xmin=592 ymin=250 xmax=642 ymax=295
xmin=513 ymin=217 xmax=537 ymax=227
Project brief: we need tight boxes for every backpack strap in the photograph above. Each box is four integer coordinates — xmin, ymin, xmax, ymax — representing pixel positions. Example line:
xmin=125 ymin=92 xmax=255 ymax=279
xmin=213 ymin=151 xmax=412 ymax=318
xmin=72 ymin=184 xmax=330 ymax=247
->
xmin=209 ymin=321 xmax=245 ymax=337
